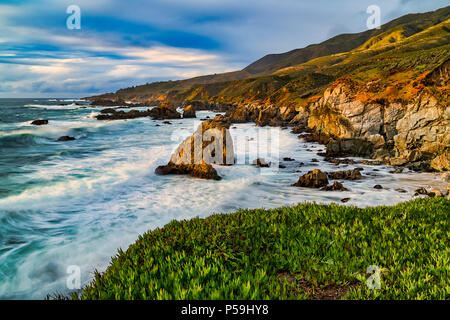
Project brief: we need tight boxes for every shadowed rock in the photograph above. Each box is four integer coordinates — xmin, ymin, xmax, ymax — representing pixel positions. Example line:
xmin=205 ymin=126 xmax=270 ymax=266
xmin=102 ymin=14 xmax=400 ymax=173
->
xmin=293 ymin=169 xmax=329 ymax=188
xmin=31 ymin=119 xmax=48 ymax=125
xmin=57 ymin=136 xmax=76 ymax=141
xmin=182 ymin=105 xmax=196 ymax=118
xmin=327 ymin=169 xmax=363 ymax=180
xmin=148 ymin=102 xmax=181 ymax=120
xmin=323 ymin=181 xmax=349 ymax=191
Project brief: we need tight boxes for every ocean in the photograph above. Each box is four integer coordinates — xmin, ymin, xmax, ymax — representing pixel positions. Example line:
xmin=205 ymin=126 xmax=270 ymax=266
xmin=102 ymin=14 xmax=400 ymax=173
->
xmin=0 ymin=98 xmax=446 ymax=299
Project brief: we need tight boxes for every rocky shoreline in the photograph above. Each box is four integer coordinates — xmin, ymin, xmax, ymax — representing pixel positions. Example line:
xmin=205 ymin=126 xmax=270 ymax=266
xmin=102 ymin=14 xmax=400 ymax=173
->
xmin=84 ymin=87 xmax=449 ymax=199
xmin=84 ymin=58 xmax=449 ymax=199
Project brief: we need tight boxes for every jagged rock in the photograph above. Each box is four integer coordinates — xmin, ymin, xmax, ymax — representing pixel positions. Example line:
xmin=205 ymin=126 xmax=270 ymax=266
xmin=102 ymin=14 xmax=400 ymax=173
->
xmin=283 ymin=157 xmax=295 ymax=162
xmin=430 ymin=151 xmax=449 ymax=171
xmin=57 ymin=136 xmax=76 ymax=141
xmin=414 ymin=187 xmax=428 ymax=196
xmin=256 ymin=105 xmax=282 ymax=126
xmin=253 ymin=158 xmax=270 ymax=168
xmin=374 ymin=185 xmax=383 ymax=190
xmin=395 ymin=188 xmax=407 ymax=193
xmin=31 ymin=119 xmax=48 ymax=125
xmin=327 ymin=169 xmax=363 ymax=180
xmin=226 ymin=103 xmax=261 ymax=123
xmin=293 ymin=169 xmax=329 ymax=188
xmin=323 ymin=181 xmax=349 ymax=191
xmin=149 ymin=102 xmax=181 ymax=120
xmin=279 ymin=106 xmax=296 ymax=122
xmin=290 ymin=106 xmax=309 ymax=127
xmin=341 ymin=198 xmax=350 ymax=203
xmin=428 ymin=188 xmax=443 ymax=198
xmin=326 ymin=138 xmax=374 ymax=157
xmin=156 ymin=115 xmax=235 ymax=180
xmin=183 ymin=105 xmax=196 ymax=118
xmin=163 ymin=121 xmax=172 ymax=125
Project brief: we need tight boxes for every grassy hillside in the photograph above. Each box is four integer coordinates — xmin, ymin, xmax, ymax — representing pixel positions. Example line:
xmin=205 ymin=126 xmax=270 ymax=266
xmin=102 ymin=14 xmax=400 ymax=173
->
xmin=74 ymin=198 xmax=449 ymax=300
xmin=245 ymin=5 xmax=450 ymax=74
xmin=90 ymin=6 xmax=450 ymax=103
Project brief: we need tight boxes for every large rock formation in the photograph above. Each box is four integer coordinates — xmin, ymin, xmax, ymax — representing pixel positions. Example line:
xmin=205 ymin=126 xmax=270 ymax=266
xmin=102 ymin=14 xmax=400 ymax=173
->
xmin=155 ymin=115 xmax=235 ymax=180
xmin=299 ymin=61 xmax=449 ymax=171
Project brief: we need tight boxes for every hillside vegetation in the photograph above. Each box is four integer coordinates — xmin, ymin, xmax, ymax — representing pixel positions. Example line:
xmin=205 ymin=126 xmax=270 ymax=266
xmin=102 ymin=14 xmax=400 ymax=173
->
xmin=89 ymin=6 xmax=450 ymax=105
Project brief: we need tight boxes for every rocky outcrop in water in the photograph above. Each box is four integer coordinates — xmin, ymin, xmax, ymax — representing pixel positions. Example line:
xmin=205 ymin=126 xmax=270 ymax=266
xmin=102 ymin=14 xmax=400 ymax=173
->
xmin=96 ymin=109 xmax=153 ymax=120
xmin=155 ymin=115 xmax=235 ymax=180
xmin=149 ymin=102 xmax=181 ymax=120
xmin=183 ymin=105 xmax=196 ymax=118
xmin=323 ymin=181 xmax=349 ymax=191
xmin=57 ymin=136 xmax=76 ymax=141
xmin=327 ymin=169 xmax=363 ymax=180
xmin=31 ymin=119 xmax=48 ymax=125
xmin=293 ymin=169 xmax=329 ymax=188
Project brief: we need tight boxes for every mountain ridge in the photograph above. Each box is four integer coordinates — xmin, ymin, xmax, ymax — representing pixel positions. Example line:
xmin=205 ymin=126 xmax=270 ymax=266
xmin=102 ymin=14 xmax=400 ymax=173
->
xmin=86 ymin=5 xmax=450 ymax=101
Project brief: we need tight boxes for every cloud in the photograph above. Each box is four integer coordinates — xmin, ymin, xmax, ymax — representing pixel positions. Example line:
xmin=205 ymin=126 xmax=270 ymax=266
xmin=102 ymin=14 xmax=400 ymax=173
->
xmin=0 ymin=0 xmax=448 ymax=97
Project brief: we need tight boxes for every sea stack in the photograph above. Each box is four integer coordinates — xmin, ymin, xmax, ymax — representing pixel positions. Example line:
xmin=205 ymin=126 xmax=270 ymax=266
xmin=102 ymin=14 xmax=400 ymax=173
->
xmin=155 ymin=115 xmax=235 ymax=180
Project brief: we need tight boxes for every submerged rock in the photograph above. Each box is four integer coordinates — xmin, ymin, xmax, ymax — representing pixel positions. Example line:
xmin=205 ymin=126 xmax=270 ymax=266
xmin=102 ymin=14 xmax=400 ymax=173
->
xmin=57 ymin=136 xmax=76 ymax=141
xmin=293 ymin=169 xmax=329 ymax=188
xmin=31 ymin=119 xmax=48 ymax=125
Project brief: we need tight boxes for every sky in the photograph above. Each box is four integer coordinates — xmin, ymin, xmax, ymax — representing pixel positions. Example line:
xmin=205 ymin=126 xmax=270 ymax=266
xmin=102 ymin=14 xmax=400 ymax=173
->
xmin=0 ymin=0 xmax=448 ymax=98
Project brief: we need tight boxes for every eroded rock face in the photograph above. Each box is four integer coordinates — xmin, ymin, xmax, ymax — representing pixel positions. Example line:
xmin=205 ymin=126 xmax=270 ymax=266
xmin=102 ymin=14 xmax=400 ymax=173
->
xmin=293 ymin=169 xmax=329 ymax=188
xmin=430 ymin=151 xmax=450 ymax=171
xmin=226 ymin=103 xmax=261 ymax=123
xmin=155 ymin=115 xmax=235 ymax=180
xmin=291 ymin=75 xmax=449 ymax=171
xmin=225 ymin=103 xmax=295 ymax=127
